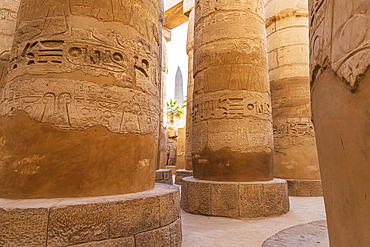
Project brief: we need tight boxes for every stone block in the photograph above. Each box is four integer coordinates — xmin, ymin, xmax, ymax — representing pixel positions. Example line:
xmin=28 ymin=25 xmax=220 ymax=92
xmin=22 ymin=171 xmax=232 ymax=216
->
xmin=135 ymin=224 xmax=171 ymax=247
xmin=180 ymin=178 xmax=189 ymax=209
xmin=263 ymin=180 xmax=289 ymax=216
xmin=269 ymin=64 xmax=309 ymax=82
xmin=275 ymin=16 xmax=309 ymax=31
xmin=211 ymin=183 xmax=239 ymax=217
xmin=47 ymin=201 xmax=110 ymax=246
xmin=160 ymin=190 xmax=180 ymax=226
xmin=267 ymin=27 xmax=309 ymax=52
xmin=277 ymin=45 xmax=309 ymax=66
xmin=170 ymin=218 xmax=182 ymax=247
xmin=0 ymin=207 xmax=48 ymax=246
xmin=74 ymin=237 xmax=135 ymax=247
xmin=268 ymin=50 xmax=279 ymax=71
xmin=186 ymin=178 xmax=211 ymax=215
xmin=109 ymin=197 xmax=160 ymax=238
xmin=239 ymin=183 xmax=264 ymax=218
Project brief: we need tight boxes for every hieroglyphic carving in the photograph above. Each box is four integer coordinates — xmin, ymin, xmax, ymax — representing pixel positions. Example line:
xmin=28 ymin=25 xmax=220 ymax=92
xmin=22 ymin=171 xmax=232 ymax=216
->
xmin=273 ymin=118 xmax=316 ymax=149
xmin=0 ymin=78 xmax=159 ymax=134
xmin=309 ymin=0 xmax=370 ymax=89
xmin=193 ymin=90 xmax=271 ymax=123
xmin=193 ymin=118 xmax=273 ymax=153
xmin=8 ymin=29 xmax=160 ymax=94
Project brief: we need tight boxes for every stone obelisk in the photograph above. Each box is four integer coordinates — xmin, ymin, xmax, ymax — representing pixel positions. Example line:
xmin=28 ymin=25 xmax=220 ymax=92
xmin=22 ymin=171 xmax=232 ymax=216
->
xmin=174 ymin=66 xmax=185 ymax=128
xmin=0 ymin=0 xmax=21 ymax=86
xmin=0 ymin=0 xmax=181 ymax=245
xmin=309 ymin=0 xmax=370 ymax=245
xmin=175 ymin=9 xmax=195 ymax=185
xmin=265 ymin=0 xmax=322 ymax=196
xmin=181 ymin=0 xmax=289 ymax=218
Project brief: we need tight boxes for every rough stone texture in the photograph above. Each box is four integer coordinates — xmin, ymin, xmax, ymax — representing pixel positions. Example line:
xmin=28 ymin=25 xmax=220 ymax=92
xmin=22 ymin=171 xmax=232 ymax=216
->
xmin=181 ymin=177 xmax=289 ymax=218
xmin=175 ymin=169 xmax=193 ymax=185
xmin=287 ymin=179 xmax=323 ymax=197
xmin=0 ymin=0 xmax=163 ymax=199
xmin=184 ymin=9 xmax=194 ymax=172
xmin=176 ymin=127 xmax=186 ymax=169
xmin=135 ymin=224 xmax=171 ymax=247
xmin=0 ymin=184 xmax=182 ymax=246
xmin=192 ymin=0 xmax=273 ymax=182
xmin=309 ymin=0 xmax=370 ymax=246
xmin=0 ymin=207 xmax=48 ymax=246
xmin=261 ymin=220 xmax=328 ymax=247
xmin=0 ymin=0 xmax=21 ymax=86
xmin=73 ymin=237 xmax=135 ymax=247
xmin=156 ymin=169 xmax=174 ymax=185
xmin=265 ymin=0 xmax=321 ymax=192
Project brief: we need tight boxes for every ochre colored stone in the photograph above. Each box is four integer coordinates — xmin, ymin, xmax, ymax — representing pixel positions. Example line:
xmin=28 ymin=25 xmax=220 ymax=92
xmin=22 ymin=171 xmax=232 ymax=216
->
xmin=135 ymin=224 xmax=171 ymax=247
xmin=0 ymin=0 xmax=163 ymax=199
xmin=175 ymin=169 xmax=193 ymax=185
xmin=309 ymin=0 xmax=370 ymax=245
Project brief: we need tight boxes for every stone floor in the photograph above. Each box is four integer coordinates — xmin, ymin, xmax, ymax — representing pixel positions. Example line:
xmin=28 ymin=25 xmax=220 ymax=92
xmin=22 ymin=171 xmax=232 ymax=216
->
xmin=173 ymin=177 xmax=328 ymax=247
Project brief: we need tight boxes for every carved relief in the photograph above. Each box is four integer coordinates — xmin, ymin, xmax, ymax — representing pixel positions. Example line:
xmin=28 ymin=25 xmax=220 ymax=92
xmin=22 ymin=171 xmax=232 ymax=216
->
xmin=273 ymin=118 xmax=316 ymax=149
xmin=309 ymin=0 xmax=370 ymax=89
xmin=193 ymin=90 xmax=271 ymax=123
xmin=8 ymin=29 xmax=160 ymax=95
xmin=193 ymin=118 xmax=273 ymax=153
xmin=0 ymin=78 xmax=159 ymax=134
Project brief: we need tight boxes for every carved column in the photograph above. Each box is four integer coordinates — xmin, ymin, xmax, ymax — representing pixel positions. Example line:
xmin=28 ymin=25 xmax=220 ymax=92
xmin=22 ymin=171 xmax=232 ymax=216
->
xmin=0 ymin=0 xmax=182 ymax=245
xmin=265 ymin=0 xmax=322 ymax=196
xmin=176 ymin=9 xmax=194 ymax=185
xmin=309 ymin=0 xmax=370 ymax=245
xmin=0 ymin=0 xmax=21 ymax=86
xmin=181 ymin=0 xmax=289 ymax=218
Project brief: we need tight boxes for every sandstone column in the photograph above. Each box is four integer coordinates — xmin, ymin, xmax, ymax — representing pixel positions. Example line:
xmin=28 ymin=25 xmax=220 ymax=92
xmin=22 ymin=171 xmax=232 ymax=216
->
xmin=0 ymin=0 xmax=21 ymax=86
xmin=0 ymin=0 xmax=181 ymax=245
xmin=175 ymin=9 xmax=195 ymax=185
xmin=181 ymin=0 xmax=289 ymax=218
xmin=265 ymin=0 xmax=322 ymax=196
xmin=309 ymin=0 xmax=370 ymax=245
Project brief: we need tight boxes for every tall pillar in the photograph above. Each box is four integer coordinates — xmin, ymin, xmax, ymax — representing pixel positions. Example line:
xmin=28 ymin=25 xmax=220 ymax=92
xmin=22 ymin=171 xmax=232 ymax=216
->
xmin=181 ymin=0 xmax=289 ymax=218
xmin=0 ymin=0 xmax=21 ymax=85
xmin=0 ymin=0 xmax=181 ymax=245
xmin=174 ymin=66 xmax=185 ymax=128
xmin=309 ymin=0 xmax=370 ymax=245
xmin=176 ymin=9 xmax=194 ymax=185
xmin=265 ymin=0 xmax=322 ymax=196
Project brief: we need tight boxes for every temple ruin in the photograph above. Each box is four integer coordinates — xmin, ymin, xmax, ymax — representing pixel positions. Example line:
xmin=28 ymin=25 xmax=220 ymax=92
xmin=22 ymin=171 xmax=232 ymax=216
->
xmin=1 ymin=0 xmax=369 ymax=245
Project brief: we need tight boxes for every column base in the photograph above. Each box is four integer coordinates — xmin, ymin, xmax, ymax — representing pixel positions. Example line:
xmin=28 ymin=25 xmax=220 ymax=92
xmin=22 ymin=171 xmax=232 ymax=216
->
xmin=261 ymin=220 xmax=328 ymax=246
xmin=175 ymin=169 xmax=193 ymax=185
xmin=181 ymin=177 xmax=289 ymax=218
xmin=286 ymin=179 xmax=323 ymax=197
xmin=156 ymin=169 xmax=173 ymax=185
xmin=0 ymin=184 xmax=181 ymax=246
xmin=166 ymin=165 xmax=176 ymax=175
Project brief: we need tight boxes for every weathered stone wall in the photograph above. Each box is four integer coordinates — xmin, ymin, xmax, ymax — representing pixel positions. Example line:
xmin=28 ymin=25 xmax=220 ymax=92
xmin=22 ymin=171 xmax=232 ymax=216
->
xmin=185 ymin=9 xmax=194 ymax=171
xmin=0 ymin=0 xmax=164 ymax=199
xmin=0 ymin=0 xmax=21 ymax=86
xmin=265 ymin=0 xmax=320 ymax=181
xmin=176 ymin=126 xmax=186 ymax=169
xmin=309 ymin=0 xmax=370 ymax=245
xmin=192 ymin=0 xmax=273 ymax=182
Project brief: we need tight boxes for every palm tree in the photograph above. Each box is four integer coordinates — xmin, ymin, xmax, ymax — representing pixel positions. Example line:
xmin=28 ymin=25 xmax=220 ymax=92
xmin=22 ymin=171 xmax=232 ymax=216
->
xmin=166 ymin=99 xmax=185 ymax=125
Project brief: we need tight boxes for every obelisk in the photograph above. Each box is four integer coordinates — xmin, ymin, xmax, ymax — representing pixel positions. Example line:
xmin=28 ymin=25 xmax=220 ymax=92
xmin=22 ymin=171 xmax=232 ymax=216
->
xmin=309 ymin=0 xmax=370 ymax=245
xmin=181 ymin=0 xmax=289 ymax=218
xmin=174 ymin=66 xmax=185 ymax=128
xmin=0 ymin=0 xmax=182 ymax=245
xmin=265 ymin=0 xmax=322 ymax=196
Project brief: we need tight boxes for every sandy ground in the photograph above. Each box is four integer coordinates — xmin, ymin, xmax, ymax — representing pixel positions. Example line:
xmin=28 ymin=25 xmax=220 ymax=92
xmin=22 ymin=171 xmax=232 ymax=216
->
xmin=180 ymin=192 xmax=326 ymax=247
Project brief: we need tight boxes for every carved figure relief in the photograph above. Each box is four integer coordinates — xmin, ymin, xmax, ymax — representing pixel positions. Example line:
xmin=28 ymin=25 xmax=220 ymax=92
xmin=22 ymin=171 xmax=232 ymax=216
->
xmin=309 ymin=0 xmax=370 ymax=89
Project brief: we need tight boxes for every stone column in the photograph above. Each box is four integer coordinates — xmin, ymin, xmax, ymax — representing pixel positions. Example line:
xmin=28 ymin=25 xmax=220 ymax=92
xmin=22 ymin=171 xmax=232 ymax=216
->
xmin=309 ymin=0 xmax=370 ymax=245
xmin=175 ymin=9 xmax=195 ymax=185
xmin=181 ymin=0 xmax=289 ymax=218
xmin=0 ymin=0 xmax=181 ymax=245
xmin=265 ymin=0 xmax=322 ymax=197
xmin=0 ymin=0 xmax=21 ymax=86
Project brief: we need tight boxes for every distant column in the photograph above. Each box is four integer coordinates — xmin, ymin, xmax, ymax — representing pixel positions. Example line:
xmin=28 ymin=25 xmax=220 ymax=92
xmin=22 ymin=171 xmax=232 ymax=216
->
xmin=309 ymin=0 xmax=370 ymax=245
xmin=265 ymin=0 xmax=322 ymax=196
xmin=0 ymin=0 xmax=21 ymax=85
xmin=181 ymin=0 xmax=289 ymax=218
